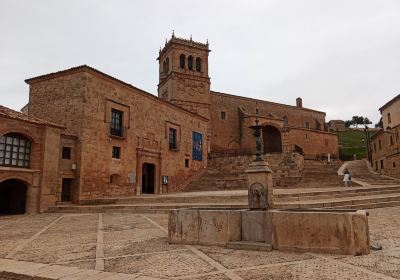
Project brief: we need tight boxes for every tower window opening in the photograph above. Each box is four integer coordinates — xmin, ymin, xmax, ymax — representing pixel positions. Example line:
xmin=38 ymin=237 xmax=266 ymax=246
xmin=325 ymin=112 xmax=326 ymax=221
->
xmin=195 ymin=57 xmax=201 ymax=72
xmin=179 ymin=54 xmax=185 ymax=69
xmin=188 ymin=56 xmax=193 ymax=70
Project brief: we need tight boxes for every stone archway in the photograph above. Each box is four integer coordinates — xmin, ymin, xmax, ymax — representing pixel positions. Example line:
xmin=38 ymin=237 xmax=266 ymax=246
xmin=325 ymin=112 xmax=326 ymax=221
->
xmin=262 ymin=125 xmax=282 ymax=153
xmin=0 ymin=179 xmax=28 ymax=214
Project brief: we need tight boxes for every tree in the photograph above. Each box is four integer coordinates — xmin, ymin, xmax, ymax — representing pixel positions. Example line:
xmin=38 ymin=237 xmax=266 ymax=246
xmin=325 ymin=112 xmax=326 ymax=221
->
xmin=346 ymin=116 xmax=372 ymax=128
xmin=375 ymin=117 xmax=383 ymax=128
xmin=345 ymin=120 xmax=352 ymax=128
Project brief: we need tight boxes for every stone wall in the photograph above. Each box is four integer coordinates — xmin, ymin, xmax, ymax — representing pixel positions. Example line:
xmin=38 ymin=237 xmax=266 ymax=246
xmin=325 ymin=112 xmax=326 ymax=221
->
xmin=0 ymin=115 xmax=63 ymax=213
xmin=381 ymin=97 xmax=400 ymax=129
xmin=370 ymin=127 xmax=400 ymax=178
xmin=26 ymin=67 xmax=209 ymax=201
xmin=210 ymin=92 xmax=338 ymax=158
xmin=288 ymin=128 xmax=339 ymax=159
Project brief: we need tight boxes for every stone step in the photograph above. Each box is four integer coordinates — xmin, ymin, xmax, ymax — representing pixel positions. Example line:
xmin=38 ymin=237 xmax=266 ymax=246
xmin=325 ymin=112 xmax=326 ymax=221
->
xmin=329 ymin=200 xmax=400 ymax=210
xmin=274 ymin=185 xmax=400 ymax=201
xmin=277 ymin=189 xmax=400 ymax=202
xmin=275 ymin=192 xmax=400 ymax=209
xmin=80 ymin=193 xmax=248 ymax=205
xmin=226 ymin=241 xmax=272 ymax=251
xmin=47 ymin=202 xmax=248 ymax=214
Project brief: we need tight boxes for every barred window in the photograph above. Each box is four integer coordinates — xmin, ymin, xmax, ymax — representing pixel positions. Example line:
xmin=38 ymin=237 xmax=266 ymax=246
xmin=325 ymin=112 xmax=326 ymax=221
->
xmin=0 ymin=133 xmax=31 ymax=168
xmin=169 ymin=128 xmax=177 ymax=150
xmin=112 ymin=146 xmax=121 ymax=159
xmin=110 ymin=109 xmax=123 ymax=137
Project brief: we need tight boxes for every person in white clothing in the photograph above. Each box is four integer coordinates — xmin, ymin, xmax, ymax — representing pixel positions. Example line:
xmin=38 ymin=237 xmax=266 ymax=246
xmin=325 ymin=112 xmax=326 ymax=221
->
xmin=343 ymin=169 xmax=352 ymax=187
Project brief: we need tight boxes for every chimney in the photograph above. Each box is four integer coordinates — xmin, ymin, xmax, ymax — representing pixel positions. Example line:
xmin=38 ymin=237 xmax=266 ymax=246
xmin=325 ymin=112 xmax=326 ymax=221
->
xmin=296 ymin=97 xmax=303 ymax=108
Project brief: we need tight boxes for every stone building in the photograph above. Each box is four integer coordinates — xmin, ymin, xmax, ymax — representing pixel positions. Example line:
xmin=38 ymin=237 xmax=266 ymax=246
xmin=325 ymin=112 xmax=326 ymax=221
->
xmin=0 ymin=35 xmax=338 ymax=213
xmin=370 ymin=94 xmax=400 ymax=178
xmin=0 ymin=106 xmax=68 ymax=213
xmin=328 ymin=120 xmax=346 ymax=132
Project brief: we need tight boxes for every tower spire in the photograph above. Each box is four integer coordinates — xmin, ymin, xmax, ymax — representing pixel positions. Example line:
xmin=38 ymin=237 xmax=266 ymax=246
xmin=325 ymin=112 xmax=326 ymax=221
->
xmin=172 ymin=29 xmax=175 ymax=38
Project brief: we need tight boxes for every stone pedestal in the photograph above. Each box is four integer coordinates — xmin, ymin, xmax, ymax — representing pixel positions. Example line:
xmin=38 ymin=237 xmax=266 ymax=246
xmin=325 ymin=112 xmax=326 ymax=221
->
xmin=246 ymin=160 xmax=273 ymax=209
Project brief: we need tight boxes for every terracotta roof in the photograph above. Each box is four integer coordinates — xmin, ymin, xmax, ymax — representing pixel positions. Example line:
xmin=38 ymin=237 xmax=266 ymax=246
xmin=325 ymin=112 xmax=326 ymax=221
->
xmin=0 ymin=105 xmax=64 ymax=128
xmin=379 ymin=94 xmax=400 ymax=112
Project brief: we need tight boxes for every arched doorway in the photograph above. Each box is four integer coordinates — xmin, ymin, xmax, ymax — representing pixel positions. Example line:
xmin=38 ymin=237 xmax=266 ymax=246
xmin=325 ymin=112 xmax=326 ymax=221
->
xmin=142 ymin=163 xmax=155 ymax=194
xmin=0 ymin=179 xmax=27 ymax=214
xmin=262 ymin=125 xmax=282 ymax=153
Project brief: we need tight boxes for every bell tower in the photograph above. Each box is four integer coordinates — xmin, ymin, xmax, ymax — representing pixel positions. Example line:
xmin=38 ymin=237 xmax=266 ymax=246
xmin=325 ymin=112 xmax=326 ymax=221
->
xmin=157 ymin=33 xmax=211 ymax=119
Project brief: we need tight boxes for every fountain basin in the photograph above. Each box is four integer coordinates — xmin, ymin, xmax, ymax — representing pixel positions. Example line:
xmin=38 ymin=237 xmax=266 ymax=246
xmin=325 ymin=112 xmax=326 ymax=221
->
xmin=168 ymin=208 xmax=370 ymax=255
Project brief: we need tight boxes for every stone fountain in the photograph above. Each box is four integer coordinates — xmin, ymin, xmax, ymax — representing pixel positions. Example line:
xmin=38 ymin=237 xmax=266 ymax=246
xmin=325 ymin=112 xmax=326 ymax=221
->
xmin=169 ymin=119 xmax=370 ymax=255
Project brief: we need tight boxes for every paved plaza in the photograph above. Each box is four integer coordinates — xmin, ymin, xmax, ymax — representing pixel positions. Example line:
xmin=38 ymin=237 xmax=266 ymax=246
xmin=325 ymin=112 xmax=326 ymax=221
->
xmin=1 ymin=207 xmax=400 ymax=279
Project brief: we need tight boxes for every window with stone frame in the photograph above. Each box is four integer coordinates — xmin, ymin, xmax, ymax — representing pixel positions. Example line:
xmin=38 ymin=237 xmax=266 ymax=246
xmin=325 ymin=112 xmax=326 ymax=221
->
xmin=112 ymin=146 xmax=121 ymax=159
xmin=62 ymin=147 xmax=71 ymax=159
xmin=110 ymin=109 xmax=123 ymax=137
xmin=0 ymin=133 xmax=31 ymax=168
xmin=220 ymin=111 xmax=226 ymax=120
xmin=169 ymin=128 xmax=177 ymax=150
xmin=185 ymin=158 xmax=189 ymax=168
xmin=305 ymin=122 xmax=310 ymax=129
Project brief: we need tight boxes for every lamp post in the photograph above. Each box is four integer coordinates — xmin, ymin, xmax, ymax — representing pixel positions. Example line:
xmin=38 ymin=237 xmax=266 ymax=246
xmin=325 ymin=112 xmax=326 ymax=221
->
xmin=364 ymin=125 xmax=372 ymax=165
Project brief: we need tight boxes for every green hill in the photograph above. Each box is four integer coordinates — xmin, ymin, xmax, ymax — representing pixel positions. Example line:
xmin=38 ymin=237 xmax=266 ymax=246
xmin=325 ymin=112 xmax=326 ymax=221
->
xmin=337 ymin=129 xmax=375 ymax=160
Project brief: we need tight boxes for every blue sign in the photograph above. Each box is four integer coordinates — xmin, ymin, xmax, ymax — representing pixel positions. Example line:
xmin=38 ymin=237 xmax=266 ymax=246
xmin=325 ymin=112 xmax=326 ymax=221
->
xmin=192 ymin=132 xmax=203 ymax=161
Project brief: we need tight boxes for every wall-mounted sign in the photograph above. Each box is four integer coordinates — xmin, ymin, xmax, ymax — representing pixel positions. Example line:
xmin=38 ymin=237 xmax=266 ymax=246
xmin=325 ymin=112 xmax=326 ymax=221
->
xmin=162 ymin=175 xmax=169 ymax=185
xmin=192 ymin=132 xmax=203 ymax=161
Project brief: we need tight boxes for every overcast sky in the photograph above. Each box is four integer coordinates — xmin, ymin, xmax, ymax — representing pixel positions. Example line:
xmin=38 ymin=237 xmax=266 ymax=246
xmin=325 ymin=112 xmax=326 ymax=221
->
xmin=1 ymin=0 xmax=399 ymax=123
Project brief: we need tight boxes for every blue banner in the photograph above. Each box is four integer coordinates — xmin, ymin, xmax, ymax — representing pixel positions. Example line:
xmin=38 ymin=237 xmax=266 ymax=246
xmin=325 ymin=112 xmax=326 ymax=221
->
xmin=192 ymin=132 xmax=203 ymax=161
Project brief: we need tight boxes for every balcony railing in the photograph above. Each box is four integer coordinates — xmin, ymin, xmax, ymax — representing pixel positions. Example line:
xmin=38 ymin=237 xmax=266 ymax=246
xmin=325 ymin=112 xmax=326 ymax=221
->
xmin=109 ymin=124 xmax=125 ymax=138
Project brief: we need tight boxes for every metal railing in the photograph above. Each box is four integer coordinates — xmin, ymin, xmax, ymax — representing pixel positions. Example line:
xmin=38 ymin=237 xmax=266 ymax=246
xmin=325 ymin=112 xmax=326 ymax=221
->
xmin=109 ymin=124 xmax=125 ymax=138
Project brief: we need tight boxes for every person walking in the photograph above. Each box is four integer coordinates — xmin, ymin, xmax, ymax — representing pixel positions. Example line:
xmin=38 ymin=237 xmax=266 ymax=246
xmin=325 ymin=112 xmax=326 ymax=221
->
xmin=343 ymin=169 xmax=352 ymax=187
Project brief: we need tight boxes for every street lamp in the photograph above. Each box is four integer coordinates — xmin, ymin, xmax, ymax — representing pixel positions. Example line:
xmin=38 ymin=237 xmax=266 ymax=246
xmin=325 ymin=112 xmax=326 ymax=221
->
xmin=364 ymin=126 xmax=372 ymax=165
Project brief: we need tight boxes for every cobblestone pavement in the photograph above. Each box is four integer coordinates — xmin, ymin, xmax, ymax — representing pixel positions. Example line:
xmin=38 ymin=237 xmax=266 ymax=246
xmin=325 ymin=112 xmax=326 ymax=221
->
xmin=0 ymin=207 xmax=400 ymax=279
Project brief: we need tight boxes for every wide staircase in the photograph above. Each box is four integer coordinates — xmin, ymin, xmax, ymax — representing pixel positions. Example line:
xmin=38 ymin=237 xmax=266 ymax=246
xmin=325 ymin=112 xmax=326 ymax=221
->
xmin=274 ymin=160 xmax=400 ymax=209
xmin=183 ymin=166 xmax=247 ymax=192
xmin=47 ymin=160 xmax=400 ymax=214
xmin=346 ymin=160 xmax=400 ymax=185
xmin=287 ymin=160 xmax=343 ymax=189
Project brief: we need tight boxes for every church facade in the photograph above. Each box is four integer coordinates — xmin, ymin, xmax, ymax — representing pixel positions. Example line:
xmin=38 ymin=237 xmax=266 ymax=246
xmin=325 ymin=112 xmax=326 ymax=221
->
xmin=0 ymin=35 xmax=338 ymax=213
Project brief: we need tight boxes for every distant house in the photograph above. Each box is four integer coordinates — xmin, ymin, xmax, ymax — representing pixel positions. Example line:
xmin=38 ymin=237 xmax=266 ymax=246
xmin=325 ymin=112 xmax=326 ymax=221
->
xmin=370 ymin=94 xmax=400 ymax=178
xmin=328 ymin=120 xmax=346 ymax=132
